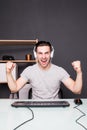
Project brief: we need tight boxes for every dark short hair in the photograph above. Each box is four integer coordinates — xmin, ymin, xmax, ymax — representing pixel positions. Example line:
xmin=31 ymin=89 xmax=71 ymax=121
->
xmin=35 ymin=41 xmax=52 ymax=52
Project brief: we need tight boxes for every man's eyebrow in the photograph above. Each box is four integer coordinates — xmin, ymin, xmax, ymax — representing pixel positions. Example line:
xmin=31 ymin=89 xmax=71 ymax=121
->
xmin=38 ymin=51 xmax=50 ymax=53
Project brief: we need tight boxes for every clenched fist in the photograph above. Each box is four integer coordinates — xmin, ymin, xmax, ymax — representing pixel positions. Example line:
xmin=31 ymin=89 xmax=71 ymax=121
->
xmin=6 ymin=61 xmax=16 ymax=73
xmin=72 ymin=60 xmax=82 ymax=73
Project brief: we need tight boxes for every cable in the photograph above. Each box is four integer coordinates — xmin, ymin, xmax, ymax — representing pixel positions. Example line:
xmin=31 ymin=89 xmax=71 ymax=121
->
xmin=13 ymin=107 xmax=34 ymax=130
xmin=74 ymin=105 xmax=87 ymax=130
xmin=13 ymin=104 xmax=87 ymax=130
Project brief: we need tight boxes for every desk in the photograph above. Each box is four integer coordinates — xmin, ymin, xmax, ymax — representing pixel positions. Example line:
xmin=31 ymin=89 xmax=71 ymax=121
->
xmin=0 ymin=99 xmax=87 ymax=130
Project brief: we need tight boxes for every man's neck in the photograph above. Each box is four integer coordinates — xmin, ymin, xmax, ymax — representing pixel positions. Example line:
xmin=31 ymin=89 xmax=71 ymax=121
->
xmin=37 ymin=63 xmax=52 ymax=70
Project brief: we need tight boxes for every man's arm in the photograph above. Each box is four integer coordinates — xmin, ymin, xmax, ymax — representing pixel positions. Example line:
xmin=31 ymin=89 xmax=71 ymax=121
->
xmin=63 ymin=60 xmax=82 ymax=94
xmin=6 ymin=61 xmax=27 ymax=92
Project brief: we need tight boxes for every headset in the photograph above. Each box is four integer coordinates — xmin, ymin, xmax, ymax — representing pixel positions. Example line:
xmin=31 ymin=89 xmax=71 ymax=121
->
xmin=33 ymin=41 xmax=54 ymax=59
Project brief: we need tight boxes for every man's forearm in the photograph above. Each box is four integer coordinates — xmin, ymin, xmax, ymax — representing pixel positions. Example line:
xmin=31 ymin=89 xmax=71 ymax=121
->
xmin=6 ymin=73 xmax=17 ymax=92
xmin=74 ymin=71 xmax=82 ymax=94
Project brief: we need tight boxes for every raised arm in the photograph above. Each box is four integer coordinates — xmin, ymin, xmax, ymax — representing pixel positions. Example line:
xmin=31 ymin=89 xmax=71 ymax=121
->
xmin=6 ymin=61 xmax=27 ymax=92
xmin=63 ymin=60 xmax=82 ymax=94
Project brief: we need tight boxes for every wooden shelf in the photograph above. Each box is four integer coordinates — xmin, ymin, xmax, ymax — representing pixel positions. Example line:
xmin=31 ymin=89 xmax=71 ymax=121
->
xmin=0 ymin=40 xmax=37 ymax=84
xmin=0 ymin=39 xmax=37 ymax=63
xmin=0 ymin=82 xmax=7 ymax=84
xmin=0 ymin=60 xmax=36 ymax=63
xmin=0 ymin=39 xmax=38 ymax=45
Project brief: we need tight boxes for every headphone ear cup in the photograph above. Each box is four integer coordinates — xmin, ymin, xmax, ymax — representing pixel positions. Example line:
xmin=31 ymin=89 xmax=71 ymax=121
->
xmin=51 ymin=51 xmax=53 ymax=58
xmin=33 ymin=47 xmax=37 ymax=58
xmin=51 ymin=46 xmax=54 ymax=58
xmin=34 ymin=51 xmax=37 ymax=58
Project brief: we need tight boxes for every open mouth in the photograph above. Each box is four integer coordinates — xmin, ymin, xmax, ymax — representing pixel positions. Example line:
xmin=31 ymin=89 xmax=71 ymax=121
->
xmin=41 ymin=59 xmax=47 ymax=65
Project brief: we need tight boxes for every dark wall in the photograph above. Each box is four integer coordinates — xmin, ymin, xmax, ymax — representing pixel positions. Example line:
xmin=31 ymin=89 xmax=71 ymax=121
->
xmin=0 ymin=0 xmax=87 ymax=98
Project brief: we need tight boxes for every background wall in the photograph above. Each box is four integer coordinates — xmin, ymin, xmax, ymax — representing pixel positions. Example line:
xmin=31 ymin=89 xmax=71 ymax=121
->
xmin=0 ymin=0 xmax=87 ymax=98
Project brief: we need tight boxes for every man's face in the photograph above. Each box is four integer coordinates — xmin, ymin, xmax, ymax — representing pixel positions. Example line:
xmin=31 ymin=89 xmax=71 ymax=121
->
xmin=36 ymin=46 xmax=51 ymax=69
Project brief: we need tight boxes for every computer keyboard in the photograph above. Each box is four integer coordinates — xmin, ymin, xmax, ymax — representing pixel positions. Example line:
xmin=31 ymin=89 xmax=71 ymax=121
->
xmin=11 ymin=100 xmax=70 ymax=107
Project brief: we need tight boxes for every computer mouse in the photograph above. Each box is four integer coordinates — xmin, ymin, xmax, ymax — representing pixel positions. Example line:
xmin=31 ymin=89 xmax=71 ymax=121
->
xmin=74 ymin=98 xmax=82 ymax=105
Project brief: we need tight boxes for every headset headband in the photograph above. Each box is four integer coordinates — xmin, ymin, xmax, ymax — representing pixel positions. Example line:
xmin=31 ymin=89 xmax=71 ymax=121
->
xmin=33 ymin=41 xmax=54 ymax=58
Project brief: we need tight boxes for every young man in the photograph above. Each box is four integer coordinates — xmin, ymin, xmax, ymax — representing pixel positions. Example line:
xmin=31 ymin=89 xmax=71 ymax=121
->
xmin=6 ymin=41 xmax=82 ymax=99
